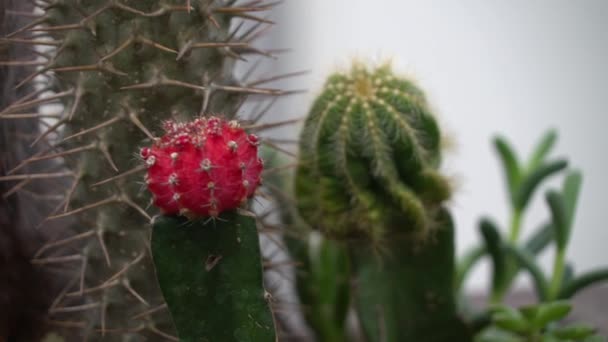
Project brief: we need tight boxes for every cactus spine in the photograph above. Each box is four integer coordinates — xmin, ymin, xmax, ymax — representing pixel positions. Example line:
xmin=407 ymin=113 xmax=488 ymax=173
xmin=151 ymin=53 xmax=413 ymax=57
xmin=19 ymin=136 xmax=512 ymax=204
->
xmin=295 ymin=63 xmax=469 ymax=341
xmin=2 ymin=0 xmax=280 ymax=339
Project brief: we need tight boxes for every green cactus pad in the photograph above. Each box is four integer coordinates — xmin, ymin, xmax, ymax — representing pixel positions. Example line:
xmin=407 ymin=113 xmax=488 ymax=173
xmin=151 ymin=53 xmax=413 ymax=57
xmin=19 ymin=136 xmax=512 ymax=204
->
xmin=295 ymin=62 xmax=450 ymax=241
xmin=151 ymin=212 xmax=276 ymax=342
xmin=351 ymin=208 xmax=470 ymax=342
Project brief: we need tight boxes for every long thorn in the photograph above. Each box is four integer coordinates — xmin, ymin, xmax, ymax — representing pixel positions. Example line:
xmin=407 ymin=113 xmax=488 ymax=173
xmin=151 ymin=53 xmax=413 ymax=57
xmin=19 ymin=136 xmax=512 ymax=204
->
xmin=31 ymin=117 xmax=68 ymax=147
xmin=0 ymin=89 xmax=74 ymax=115
xmin=122 ymin=281 xmax=150 ymax=306
xmin=61 ymin=116 xmax=121 ymax=142
xmin=33 ymin=230 xmax=95 ymax=258
xmin=51 ymin=302 xmax=101 ymax=314
xmin=128 ymin=112 xmax=156 ymax=140
xmin=97 ymin=229 xmax=111 ymax=267
xmin=130 ymin=304 xmax=167 ymax=320
xmin=91 ymin=165 xmax=146 ymax=187
xmin=0 ymin=171 xmax=72 ymax=181
xmin=31 ymin=254 xmax=83 ymax=265
xmin=244 ymin=117 xmax=303 ymax=131
xmin=121 ymin=195 xmax=152 ymax=221
xmin=64 ymin=173 xmax=81 ymax=212
xmin=104 ymin=253 xmax=145 ymax=285
xmin=46 ymin=196 xmax=117 ymax=221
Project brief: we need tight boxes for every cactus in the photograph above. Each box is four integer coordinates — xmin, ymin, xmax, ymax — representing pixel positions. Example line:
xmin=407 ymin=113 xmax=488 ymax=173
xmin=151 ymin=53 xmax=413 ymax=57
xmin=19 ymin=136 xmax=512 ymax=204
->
xmin=294 ymin=62 xmax=469 ymax=341
xmin=141 ymin=116 xmax=263 ymax=217
xmin=141 ymin=116 xmax=273 ymax=340
xmin=295 ymin=62 xmax=450 ymax=243
xmin=1 ymin=0 xmax=282 ymax=339
xmin=152 ymin=213 xmax=276 ymax=341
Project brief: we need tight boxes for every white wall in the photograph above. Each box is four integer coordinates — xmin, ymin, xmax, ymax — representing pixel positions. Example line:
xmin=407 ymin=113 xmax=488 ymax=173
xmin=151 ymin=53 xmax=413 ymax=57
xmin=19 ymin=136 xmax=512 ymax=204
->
xmin=258 ymin=1 xmax=608 ymax=291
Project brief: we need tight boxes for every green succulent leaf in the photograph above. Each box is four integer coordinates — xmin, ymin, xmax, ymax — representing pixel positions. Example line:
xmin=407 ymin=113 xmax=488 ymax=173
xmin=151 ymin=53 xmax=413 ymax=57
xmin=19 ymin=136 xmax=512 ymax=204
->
xmin=479 ymin=219 xmax=507 ymax=299
xmin=518 ymin=305 xmax=539 ymax=323
xmin=534 ymin=301 xmax=571 ymax=328
xmin=558 ymin=268 xmax=608 ymax=299
xmin=515 ymin=159 xmax=568 ymax=211
xmin=504 ymin=245 xmax=549 ymax=301
xmin=546 ymin=190 xmax=569 ymax=250
xmin=524 ymin=222 xmax=554 ymax=255
xmin=552 ymin=324 xmax=596 ymax=340
xmin=527 ymin=129 xmax=558 ymax=171
xmin=491 ymin=306 xmax=529 ymax=334
xmin=494 ymin=137 xmax=522 ymax=207
xmin=563 ymin=170 xmax=583 ymax=230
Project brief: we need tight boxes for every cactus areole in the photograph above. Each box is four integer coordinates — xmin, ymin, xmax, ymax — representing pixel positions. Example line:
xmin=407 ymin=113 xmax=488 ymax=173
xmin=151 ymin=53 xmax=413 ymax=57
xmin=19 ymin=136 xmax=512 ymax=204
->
xmin=143 ymin=116 xmax=263 ymax=218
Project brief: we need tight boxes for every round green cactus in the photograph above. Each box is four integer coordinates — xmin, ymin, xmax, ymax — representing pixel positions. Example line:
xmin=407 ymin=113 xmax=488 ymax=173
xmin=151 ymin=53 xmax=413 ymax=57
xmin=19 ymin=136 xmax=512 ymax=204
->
xmin=295 ymin=62 xmax=451 ymax=241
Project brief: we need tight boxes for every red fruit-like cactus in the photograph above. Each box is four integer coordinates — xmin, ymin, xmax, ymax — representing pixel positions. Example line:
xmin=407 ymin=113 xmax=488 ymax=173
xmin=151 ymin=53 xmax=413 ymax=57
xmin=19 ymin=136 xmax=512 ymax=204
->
xmin=142 ymin=116 xmax=263 ymax=217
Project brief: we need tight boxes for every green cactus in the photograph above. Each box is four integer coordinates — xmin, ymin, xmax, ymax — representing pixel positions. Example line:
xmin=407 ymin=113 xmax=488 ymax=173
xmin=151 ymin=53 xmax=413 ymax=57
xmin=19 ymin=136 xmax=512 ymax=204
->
xmin=295 ymin=62 xmax=450 ymax=243
xmin=151 ymin=213 xmax=276 ymax=341
xmin=351 ymin=209 xmax=470 ymax=342
xmin=1 ymin=0 xmax=281 ymax=339
xmin=295 ymin=62 xmax=469 ymax=341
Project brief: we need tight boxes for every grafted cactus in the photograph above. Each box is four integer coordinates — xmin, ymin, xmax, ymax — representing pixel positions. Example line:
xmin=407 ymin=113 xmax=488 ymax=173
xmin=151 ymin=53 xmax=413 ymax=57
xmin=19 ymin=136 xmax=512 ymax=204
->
xmin=295 ymin=62 xmax=450 ymax=243
xmin=1 ymin=0 xmax=282 ymax=340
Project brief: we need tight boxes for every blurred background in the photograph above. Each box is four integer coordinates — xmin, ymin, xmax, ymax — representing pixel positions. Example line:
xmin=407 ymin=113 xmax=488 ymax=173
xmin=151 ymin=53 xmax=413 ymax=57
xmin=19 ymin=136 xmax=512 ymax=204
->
xmin=249 ymin=0 xmax=608 ymax=292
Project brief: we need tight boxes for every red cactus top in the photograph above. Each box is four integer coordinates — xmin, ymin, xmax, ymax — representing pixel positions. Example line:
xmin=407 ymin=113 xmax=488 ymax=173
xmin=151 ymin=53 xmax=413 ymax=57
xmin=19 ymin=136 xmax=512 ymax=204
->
xmin=141 ymin=116 xmax=263 ymax=217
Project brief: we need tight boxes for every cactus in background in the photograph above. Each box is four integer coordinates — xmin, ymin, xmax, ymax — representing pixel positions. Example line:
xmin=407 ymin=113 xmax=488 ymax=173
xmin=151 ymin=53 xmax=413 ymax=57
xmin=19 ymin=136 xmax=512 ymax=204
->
xmin=296 ymin=62 xmax=449 ymax=243
xmin=295 ymin=62 xmax=469 ymax=341
xmin=1 ymin=0 xmax=282 ymax=339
